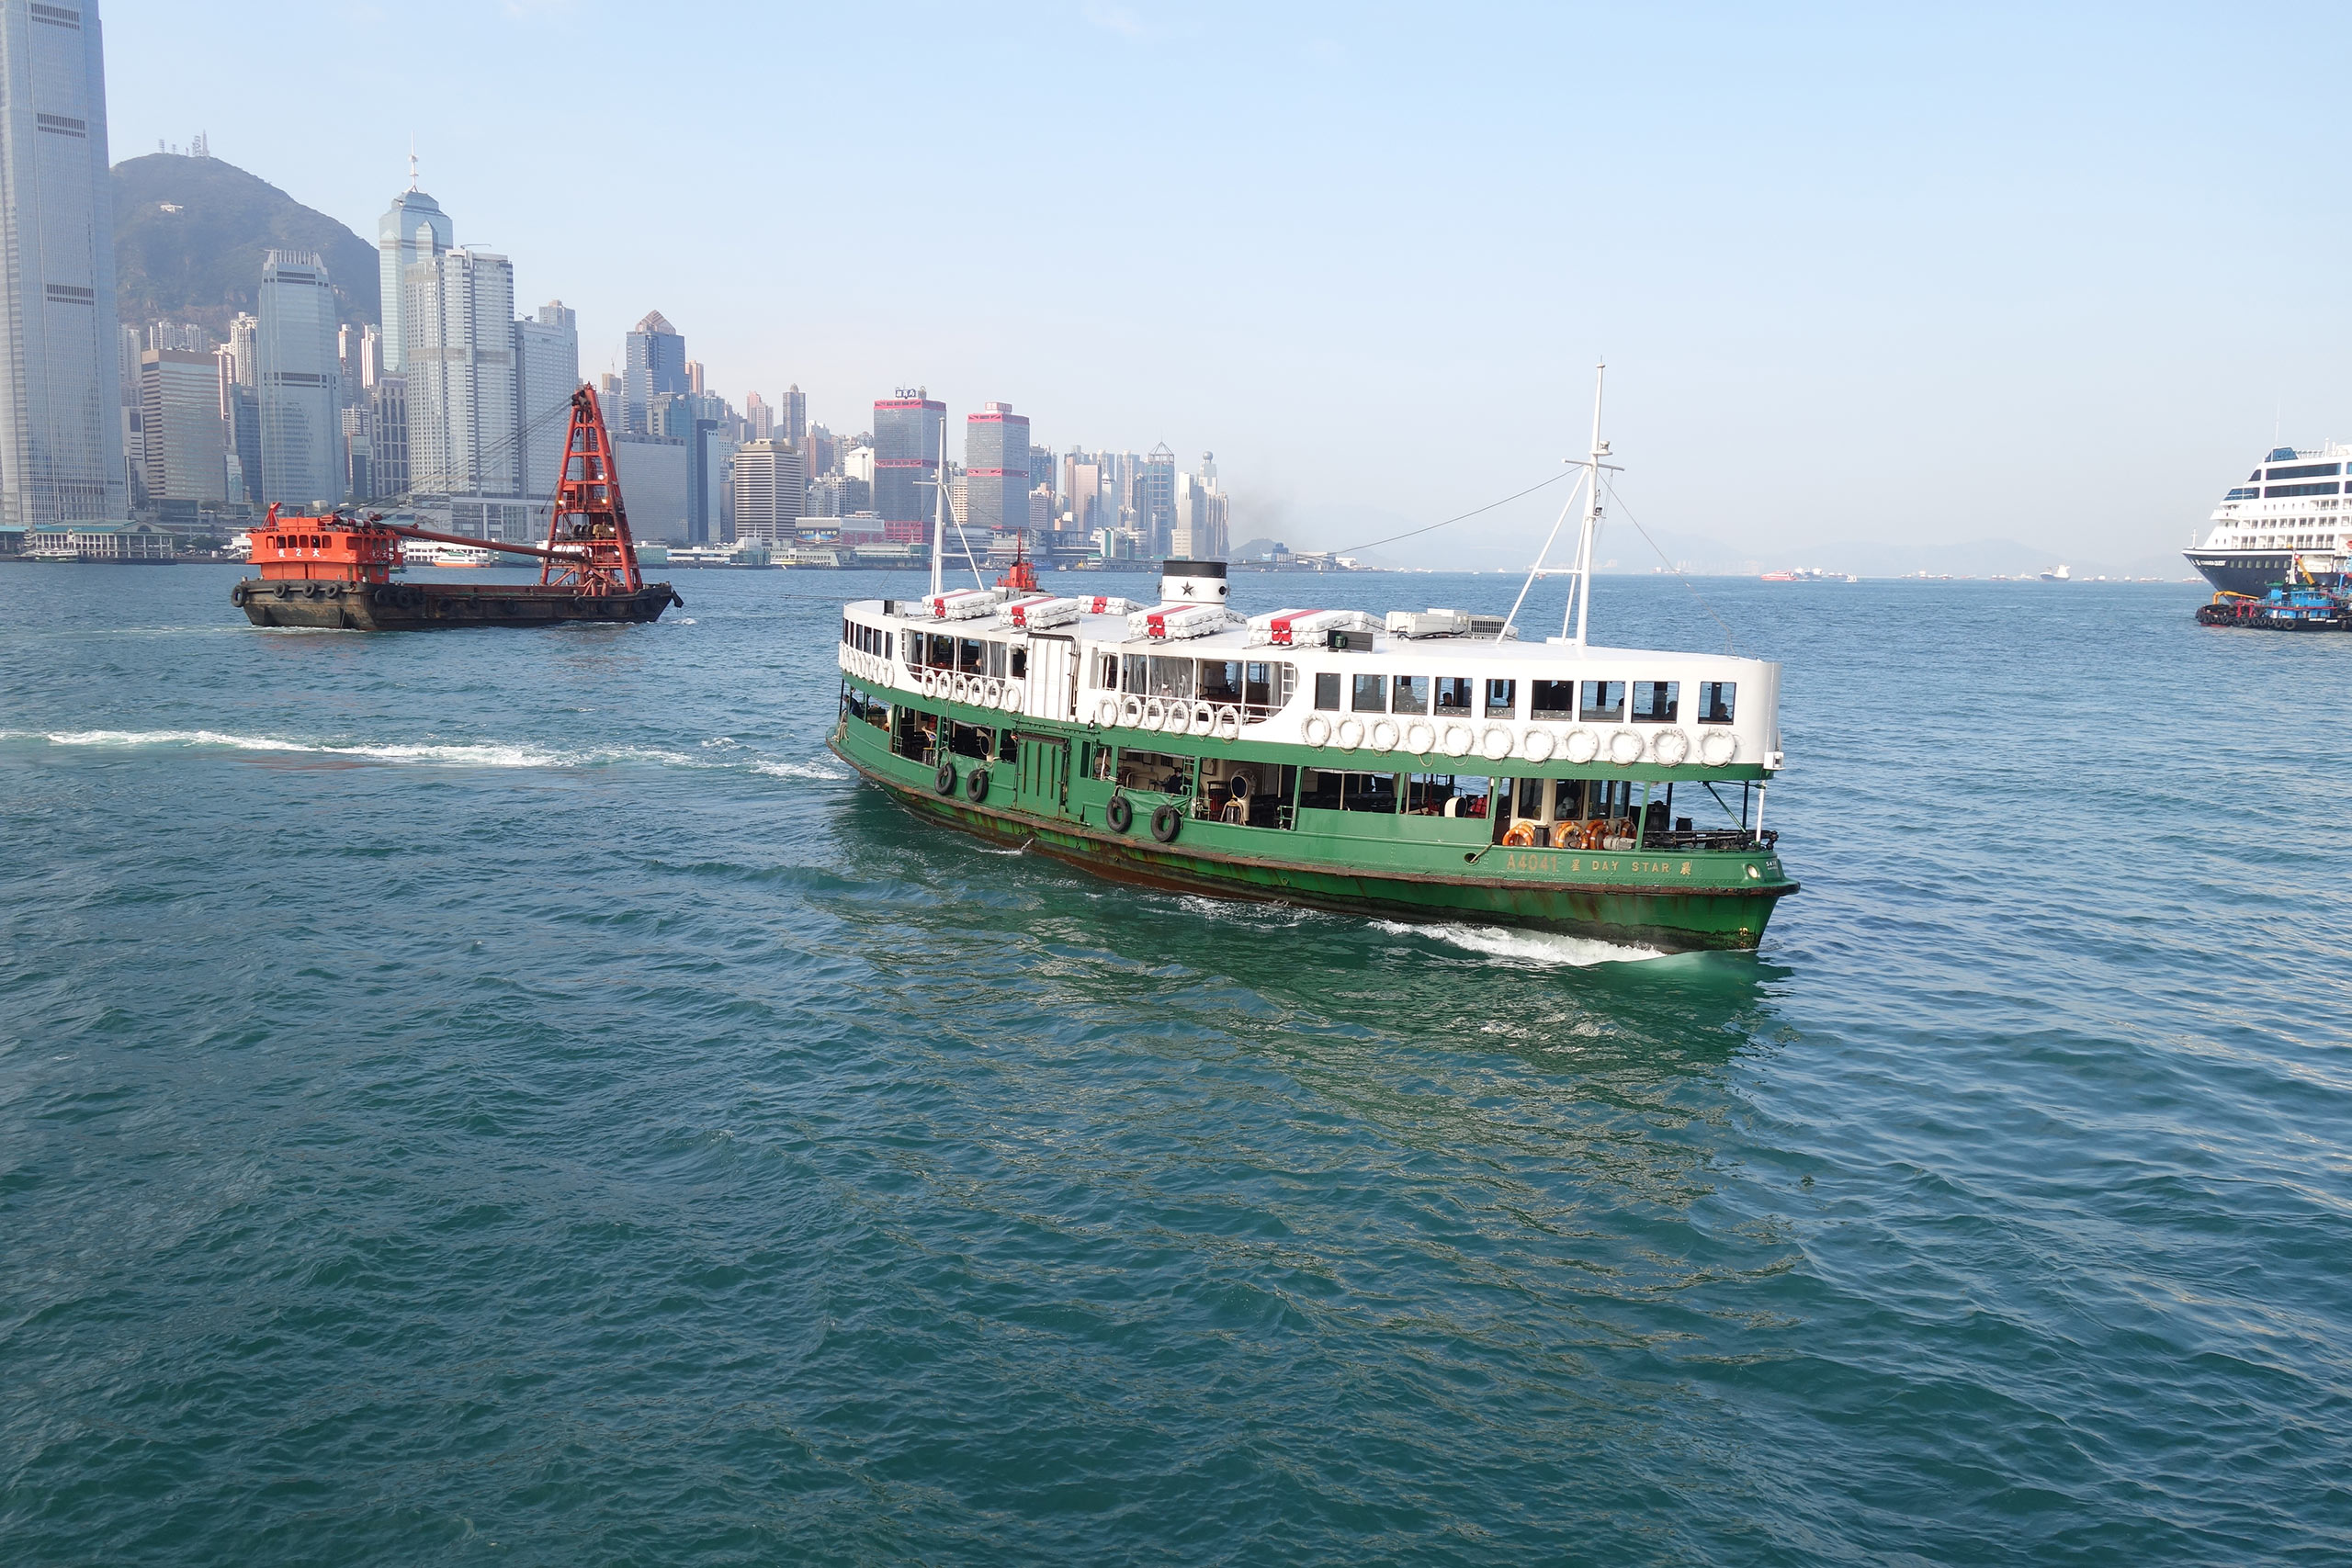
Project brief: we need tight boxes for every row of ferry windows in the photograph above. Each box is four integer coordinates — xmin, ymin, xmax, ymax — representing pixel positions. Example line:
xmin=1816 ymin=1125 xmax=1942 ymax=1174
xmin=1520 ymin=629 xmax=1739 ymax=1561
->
xmin=1314 ymin=673 xmax=1735 ymax=725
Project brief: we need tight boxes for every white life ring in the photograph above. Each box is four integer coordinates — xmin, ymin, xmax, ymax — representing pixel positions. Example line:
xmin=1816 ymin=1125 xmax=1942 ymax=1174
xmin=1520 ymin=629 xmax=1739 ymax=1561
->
xmin=1609 ymin=729 xmax=1645 ymax=765
xmin=1214 ymin=705 xmax=1242 ymax=741
xmin=1142 ymin=696 xmax=1166 ymax=728
xmin=1096 ymin=696 xmax=1120 ymax=728
xmin=1564 ymin=728 xmax=1599 ymax=764
xmin=1405 ymin=720 xmax=1435 ymax=755
xmin=1000 ymin=682 xmax=1023 ymax=713
xmin=1191 ymin=701 xmax=1216 ymax=735
xmin=1481 ymin=725 xmax=1513 ymax=761
xmin=914 ymin=668 xmax=932 ymax=697
xmin=982 ymin=678 xmax=1001 ymax=708
xmin=1161 ymin=704 xmax=1190 ymax=737
xmin=1701 ymin=729 xmax=1738 ymax=766
xmin=1336 ymin=716 xmax=1365 ymax=750
xmin=1303 ymin=715 xmax=1332 ymax=748
xmin=1369 ymin=717 xmax=1399 ymax=752
xmin=1120 ymin=694 xmax=1144 ymax=728
xmin=1442 ymin=723 xmax=1474 ymax=758
xmin=1655 ymin=728 xmax=1691 ymax=767
xmin=1521 ymin=728 xmax=1555 ymax=763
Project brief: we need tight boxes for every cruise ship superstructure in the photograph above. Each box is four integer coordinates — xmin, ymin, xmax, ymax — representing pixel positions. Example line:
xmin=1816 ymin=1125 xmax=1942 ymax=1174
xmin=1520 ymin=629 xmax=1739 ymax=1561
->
xmin=2185 ymin=445 xmax=2352 ymax=593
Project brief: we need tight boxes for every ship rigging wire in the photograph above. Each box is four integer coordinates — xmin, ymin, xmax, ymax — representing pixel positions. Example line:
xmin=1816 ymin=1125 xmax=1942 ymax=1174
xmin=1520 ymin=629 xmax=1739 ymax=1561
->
xmin=1601 ymin=477 xmax=1739 ymax=654
xmin=1328 ymin=468 xmax=1578 ymax=558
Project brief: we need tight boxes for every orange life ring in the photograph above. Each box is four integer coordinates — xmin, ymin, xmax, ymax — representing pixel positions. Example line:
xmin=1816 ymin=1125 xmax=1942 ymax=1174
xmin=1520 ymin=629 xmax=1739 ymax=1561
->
xmin=1502 ymin=820 xmax=1538 ymax=847
xmin=1549 ymin=821 xmax=1579 ymax=849
xmin=1580 ymin=819 xmax=1610 ymax=851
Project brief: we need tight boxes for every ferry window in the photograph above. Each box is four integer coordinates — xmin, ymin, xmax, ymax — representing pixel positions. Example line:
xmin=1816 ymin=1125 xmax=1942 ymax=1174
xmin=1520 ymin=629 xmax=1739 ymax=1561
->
xmin=999 ymin=729 xmax=1019 ymax=762
xmin=1115 ymin=749 xmax=1195 ymax=794
xmin=1485 ymin=679 xmax=1517 ymax=718
xmin=987 ymin=642 xmax=1008 ymax=679
xmin=903 ymin=630 xmax=921 ymax=663
xmin=1351 ymin=673 xmax=1387 ymax=712
xmin=866 ymin=699 xmax=890 ymax=732
xmin=1633 ymin=681 xmax=1680 ymax=723
xmin=1123 ymin=654 xmax=1148 ymax=693
xmin=1530 ymin=680 xmax=1575 ymax=721
xmin=1148 ymin=657 xmax=1194 ymax=699
xmin=958 ymin=638 xmax=986 ymax=674
xmin=950 ymin=723 xmax=993 ymax=759
xmin=1244 ymin=661 xmax=1283 ymax=712
xmin=1199 ymin=660 xmax=1245 ymax=704
xmin=1096 ymin=654 xmax=1117 ymax=688
xmin=926 ymin=633 xmax=954 ymax=668
xmin=1405 ymin=773 xmax=1458 ymax=814
xmin=1434 ymin=677 xmax=1474 ymax=715
xmin=1553 ymin=778 xmax=1590 ymax=819
xmin=1698 ymin=682 xmax=1736 ymax=724
xmin=1579 ymin=681 xmax=1625 ymax=721
xmin=843 ymin=688 xmax=865 ymax=721
xmin=1010 ymin=648 xmax=1026 ymax=679
xmin=1391 ymin=675 xmax=1429 ymax=715
xmin=1315 ymin=672 xmax=1341 ymax=710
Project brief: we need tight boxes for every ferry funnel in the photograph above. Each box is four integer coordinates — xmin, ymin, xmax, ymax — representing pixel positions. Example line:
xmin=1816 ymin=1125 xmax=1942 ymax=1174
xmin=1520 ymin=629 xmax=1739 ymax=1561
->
xmin=1159 ymin=558 xmax=1228 ymax=605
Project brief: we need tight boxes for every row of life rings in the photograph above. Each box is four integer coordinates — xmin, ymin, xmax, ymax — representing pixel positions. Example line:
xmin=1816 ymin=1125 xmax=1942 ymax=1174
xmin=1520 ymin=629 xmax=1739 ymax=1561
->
xmin=1091 ymin=695 xmax=1244 ymax=742
xmin=914 ymin=667 xmax=1024 ymax=713
xmin=1296 ymin=717 xmax=1737 ymax=767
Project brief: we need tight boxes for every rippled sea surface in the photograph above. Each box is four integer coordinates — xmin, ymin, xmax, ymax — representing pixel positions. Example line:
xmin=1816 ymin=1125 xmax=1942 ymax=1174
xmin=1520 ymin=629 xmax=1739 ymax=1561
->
xmin=3 ymin=561 xmax=2347 ymax=1565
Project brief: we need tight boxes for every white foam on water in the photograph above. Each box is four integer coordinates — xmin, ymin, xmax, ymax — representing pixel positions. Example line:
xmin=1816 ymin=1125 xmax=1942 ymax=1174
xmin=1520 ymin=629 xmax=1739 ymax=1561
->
xmin=1369 ymin=918 xmax=1670 ymax=968
xmin=752 ymin=760 xmax=848 ymax=781
xmin=0 ymin=729 xmax=699 ymax=772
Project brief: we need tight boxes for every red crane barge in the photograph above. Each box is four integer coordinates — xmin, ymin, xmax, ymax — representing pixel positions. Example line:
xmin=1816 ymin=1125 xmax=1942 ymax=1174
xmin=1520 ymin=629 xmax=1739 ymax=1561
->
xmin=231 ymin=384 xmax=684 ymax=631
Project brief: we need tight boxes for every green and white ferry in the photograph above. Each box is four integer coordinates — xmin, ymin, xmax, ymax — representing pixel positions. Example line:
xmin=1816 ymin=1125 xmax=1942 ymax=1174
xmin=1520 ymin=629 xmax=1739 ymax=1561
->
xmin=828 ymin=375 xmax=1796 ymax=951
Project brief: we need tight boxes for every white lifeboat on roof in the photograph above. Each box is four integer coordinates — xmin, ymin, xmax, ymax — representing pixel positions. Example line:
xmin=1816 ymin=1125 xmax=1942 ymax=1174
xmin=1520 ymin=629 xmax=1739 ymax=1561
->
xmin=1246 ymin=608 xmax=1379 ymax=648
xmin=1127 ymin=602 xmax=1231 ymax=640
xmin=923 ymin=588 xmax=1004 ymax=620
xmin=1001 ymin=594 xmax=1080 ymax=630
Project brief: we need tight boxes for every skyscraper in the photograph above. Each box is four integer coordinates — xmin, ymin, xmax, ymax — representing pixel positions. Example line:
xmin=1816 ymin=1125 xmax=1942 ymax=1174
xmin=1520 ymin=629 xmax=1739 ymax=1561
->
xmin=512 ymin=299 xmax=577 ymax=498
xmin=781 ymin=383 xmax=807 ymax=445
xmin=874 ymin=389 xmax=943 ymax=545
xmin=1136 ymin=444 xmax=1176 ymax=557
xmin=403 ymin=248 xmax=516 ymax=497
xmin=138 ymin=349 xmax=226 ymax=505
xmin=964 ymin=400 xmax=1030 ymax=536
xmin=1173 ymin=454 xmax=1228 ymax=559
xmin=729 ymin=438 xmax=805 ymax=544
xmin=377 ymin=179 xmax=452 ymax=374
xmin=622 ymin=311 xmax=686 ymax=435
xmin=743 ymin=391 xmax=773 ymax=440
xmin=256 ymin=250 xmax=342 ymax=507
xmin=0 ymin=0 xmax=124 ymax=524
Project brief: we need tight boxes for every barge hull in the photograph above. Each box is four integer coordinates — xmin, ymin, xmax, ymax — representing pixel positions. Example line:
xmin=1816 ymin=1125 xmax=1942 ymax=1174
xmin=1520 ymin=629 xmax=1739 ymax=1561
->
xmin=234 ymin=579 xmax=680 ymax=630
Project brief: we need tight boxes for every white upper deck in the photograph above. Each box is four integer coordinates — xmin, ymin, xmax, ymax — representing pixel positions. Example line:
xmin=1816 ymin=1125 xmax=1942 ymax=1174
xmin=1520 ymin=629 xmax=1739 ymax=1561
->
xmin=837 ymin=563 xmax=1784 ymax=773
xmin=2200 ymin=444 xmax=2352 ymax=553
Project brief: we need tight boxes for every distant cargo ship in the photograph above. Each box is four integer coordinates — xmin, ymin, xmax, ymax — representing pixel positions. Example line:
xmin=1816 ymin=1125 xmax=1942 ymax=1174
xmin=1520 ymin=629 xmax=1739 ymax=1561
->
xmin=2185 ymin=446 xmax=2351 ymax=593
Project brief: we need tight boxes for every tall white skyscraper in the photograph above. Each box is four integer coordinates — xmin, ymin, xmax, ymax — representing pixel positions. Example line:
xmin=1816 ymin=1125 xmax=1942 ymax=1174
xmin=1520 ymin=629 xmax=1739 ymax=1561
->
xmin=512 ymin=299 xmax=577 ymax=498
xmin=729 ymin=438 xmax=805 ymax=544
xmin=139 ymin=348 xmax=227 ymax=504
xmin=0 ymin=0 xmax=124 ymax=524
xmin=255 ymin=250 xmax=342 ymax=508
xmin=378 ymin=180 xmax=452 ymax=374
xmin=404 ymin=248 xmax=516 ymax=497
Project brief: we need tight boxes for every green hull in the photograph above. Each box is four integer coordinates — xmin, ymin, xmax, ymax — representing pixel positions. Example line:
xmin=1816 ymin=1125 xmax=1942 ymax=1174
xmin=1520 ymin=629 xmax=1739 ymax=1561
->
xmin=829 ymin=693 xmax=1796 ymax=953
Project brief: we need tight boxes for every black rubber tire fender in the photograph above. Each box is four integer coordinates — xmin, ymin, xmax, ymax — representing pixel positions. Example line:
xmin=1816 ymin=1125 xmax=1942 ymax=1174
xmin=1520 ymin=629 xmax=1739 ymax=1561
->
xmin=230 ymin=583 xmax=250 ymax=607
xmin=934 ymin=761 xmax=957 ymax=795
xmin=1150 ymin=803 xmax=1182 ymax=843
xmin=1106 ymin=794 xmax=1133 ymax=833
xmin=965 ymin=768 xmax=989 ymax=804
xmin=272 ymin=582 xmax=292 ymax=600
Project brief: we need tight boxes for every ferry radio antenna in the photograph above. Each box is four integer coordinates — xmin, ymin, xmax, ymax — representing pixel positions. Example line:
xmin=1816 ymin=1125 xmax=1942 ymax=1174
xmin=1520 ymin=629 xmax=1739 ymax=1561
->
xmin=1500 ymin=360 xmax=1619 ymax=645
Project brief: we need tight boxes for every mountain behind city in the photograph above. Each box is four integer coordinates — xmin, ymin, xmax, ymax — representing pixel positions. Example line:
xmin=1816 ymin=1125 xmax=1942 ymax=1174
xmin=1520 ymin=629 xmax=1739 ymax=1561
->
xmin=112 ymin=152 xmax=377 ymax=340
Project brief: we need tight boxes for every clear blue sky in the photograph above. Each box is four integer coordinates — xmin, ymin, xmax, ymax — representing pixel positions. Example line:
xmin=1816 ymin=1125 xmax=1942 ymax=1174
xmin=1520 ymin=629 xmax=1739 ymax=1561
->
xmin=102 ymin=2 xmax=2352 ymax=569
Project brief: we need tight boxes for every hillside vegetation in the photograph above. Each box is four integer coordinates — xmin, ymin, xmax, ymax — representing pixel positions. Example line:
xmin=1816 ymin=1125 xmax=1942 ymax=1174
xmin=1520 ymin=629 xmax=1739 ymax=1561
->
xmin=112 ymin=153 xmax=377 ymax=340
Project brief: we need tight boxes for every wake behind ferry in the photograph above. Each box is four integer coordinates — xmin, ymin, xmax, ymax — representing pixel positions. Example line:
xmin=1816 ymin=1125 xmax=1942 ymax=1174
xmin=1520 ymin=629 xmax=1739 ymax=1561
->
xmin=827 ymin=370 xmax=1798 ymax=952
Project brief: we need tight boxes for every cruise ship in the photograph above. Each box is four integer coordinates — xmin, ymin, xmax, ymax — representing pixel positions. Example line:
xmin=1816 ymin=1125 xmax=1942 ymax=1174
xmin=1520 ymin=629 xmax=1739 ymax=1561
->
xmin=2184 ymin=446 xmax=2352 ymax=593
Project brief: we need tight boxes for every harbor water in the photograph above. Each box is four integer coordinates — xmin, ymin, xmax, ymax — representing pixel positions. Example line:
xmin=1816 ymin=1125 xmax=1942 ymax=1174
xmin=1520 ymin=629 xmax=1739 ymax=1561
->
xmin=2 ymin=565 xmax=2346 ymax=1564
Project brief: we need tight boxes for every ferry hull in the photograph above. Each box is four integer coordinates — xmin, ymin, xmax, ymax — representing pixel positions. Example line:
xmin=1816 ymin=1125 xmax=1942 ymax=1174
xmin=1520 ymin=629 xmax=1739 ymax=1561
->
xmin=233 ymin=578 xmax=681 ymax=630
xmin=832 ymin=736 xmax=1792 ymax=953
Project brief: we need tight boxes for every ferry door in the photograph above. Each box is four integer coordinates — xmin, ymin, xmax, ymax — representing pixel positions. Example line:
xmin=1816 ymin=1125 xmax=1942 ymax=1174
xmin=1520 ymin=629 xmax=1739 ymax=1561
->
xmin=1022 ymin=635 xmax=1076 ymax=721
xmin=1017 ymin=735 xmax=1069 ymax=815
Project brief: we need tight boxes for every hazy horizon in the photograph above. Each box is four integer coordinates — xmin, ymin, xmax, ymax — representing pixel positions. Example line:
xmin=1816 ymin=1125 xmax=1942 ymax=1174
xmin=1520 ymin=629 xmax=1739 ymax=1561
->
xmin=102 ymin=2 xmax=2352 ymax=570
